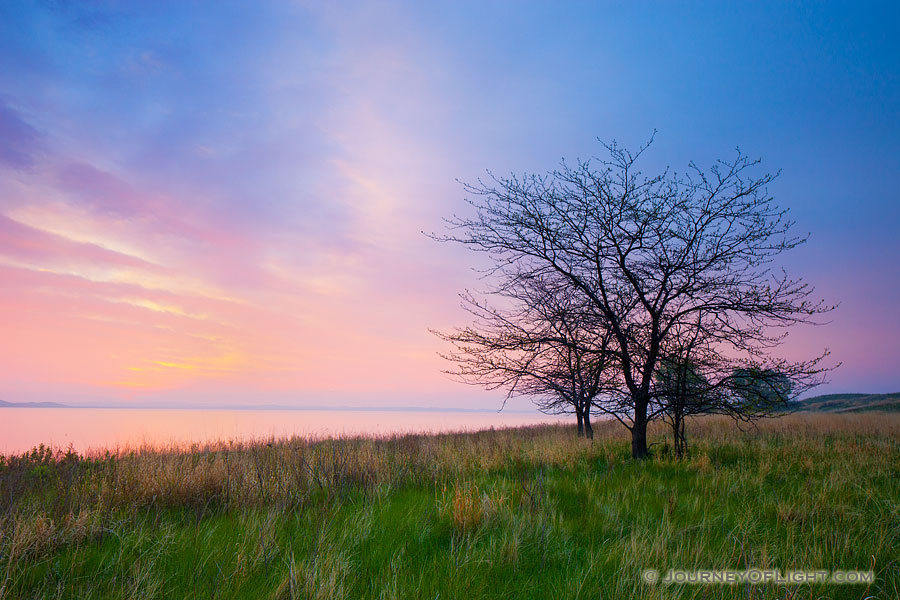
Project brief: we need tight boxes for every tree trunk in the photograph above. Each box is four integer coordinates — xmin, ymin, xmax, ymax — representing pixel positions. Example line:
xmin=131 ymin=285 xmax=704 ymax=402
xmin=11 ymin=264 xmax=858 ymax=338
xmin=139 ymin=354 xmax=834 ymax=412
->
xmin=583 ymin=410 xmax=594 ymax=440
xmin=674 ymin=410 xmax=688 ymax=459
xmin=672 ymin=410 xmax=684 ymax=459
xmin=631 ymin=397 xmax=649 ymax=459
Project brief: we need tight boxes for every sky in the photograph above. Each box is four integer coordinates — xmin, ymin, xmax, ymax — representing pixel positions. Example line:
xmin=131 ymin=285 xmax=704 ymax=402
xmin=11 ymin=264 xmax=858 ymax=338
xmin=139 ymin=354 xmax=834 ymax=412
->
xmin=0 ymin=1 xmax=897 ymax=408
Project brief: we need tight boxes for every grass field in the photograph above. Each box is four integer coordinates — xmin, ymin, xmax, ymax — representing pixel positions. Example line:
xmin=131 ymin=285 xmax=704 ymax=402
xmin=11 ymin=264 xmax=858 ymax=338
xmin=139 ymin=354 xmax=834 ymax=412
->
xmin=1 ymin=413 xmax=898 ymax=599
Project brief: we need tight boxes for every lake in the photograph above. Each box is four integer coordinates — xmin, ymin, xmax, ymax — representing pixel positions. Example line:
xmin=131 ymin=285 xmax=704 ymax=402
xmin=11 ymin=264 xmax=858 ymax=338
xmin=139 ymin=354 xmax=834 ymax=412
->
xmin=0 ymin=407 xmax=567 ymax=455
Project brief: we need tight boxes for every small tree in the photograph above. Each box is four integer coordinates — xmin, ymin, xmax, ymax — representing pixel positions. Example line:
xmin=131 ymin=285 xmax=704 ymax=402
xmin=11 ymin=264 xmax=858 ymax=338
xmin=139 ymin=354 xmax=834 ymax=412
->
xmin=727 ymin=367 xmax=793 ymax=412
xmin=434 ymin=273 xmax=614 ymax=438
xmin=654 ymin=358 xmax=713 ymax=458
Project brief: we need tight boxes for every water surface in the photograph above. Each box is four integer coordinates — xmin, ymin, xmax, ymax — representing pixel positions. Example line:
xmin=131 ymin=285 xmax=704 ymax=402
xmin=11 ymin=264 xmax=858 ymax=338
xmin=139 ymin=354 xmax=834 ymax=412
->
xmin=0 ymin=407 xmax=566 ymax=454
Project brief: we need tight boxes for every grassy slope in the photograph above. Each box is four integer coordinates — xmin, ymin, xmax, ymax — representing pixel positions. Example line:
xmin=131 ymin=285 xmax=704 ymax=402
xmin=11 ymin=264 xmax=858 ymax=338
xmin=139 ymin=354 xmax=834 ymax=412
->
xmin=1 ymin=414 xmax=898 ymax=599
xmin=793 ymin=392 xmax=900 ymax=413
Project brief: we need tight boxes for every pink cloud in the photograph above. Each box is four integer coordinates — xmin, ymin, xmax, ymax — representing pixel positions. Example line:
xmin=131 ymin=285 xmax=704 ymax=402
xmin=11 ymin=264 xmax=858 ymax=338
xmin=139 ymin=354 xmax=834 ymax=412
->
xmin=0 ymin=214 xmax=165 ymax=272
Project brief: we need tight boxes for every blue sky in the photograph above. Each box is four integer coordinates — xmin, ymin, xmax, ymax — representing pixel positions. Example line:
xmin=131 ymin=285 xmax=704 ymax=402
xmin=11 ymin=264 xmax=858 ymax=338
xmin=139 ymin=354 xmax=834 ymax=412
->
xmin=0 ymin=1 xmax=897 ymax=406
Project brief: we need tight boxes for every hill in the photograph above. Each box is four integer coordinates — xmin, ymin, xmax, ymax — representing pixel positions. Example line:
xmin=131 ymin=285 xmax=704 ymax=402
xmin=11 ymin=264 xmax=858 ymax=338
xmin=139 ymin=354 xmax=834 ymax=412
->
xmin=0 ymin=399 xmax=68 ymax=408
xmin=792 ymin=391 xmax=900 ymax=413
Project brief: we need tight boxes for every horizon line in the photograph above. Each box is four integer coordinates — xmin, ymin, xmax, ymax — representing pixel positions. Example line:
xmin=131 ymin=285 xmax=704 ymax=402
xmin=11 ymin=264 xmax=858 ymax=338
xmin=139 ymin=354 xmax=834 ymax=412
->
xmin=0 ymin=400 xmax=543 ymax=415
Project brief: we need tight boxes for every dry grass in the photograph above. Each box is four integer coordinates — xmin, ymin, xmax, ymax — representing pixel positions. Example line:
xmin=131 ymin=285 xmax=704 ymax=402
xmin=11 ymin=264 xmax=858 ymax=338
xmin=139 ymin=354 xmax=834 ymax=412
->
xmin=2 ymin=413 xmax=898 ymax=560
xmin=1 ymin=412 xmax=898 ymax=599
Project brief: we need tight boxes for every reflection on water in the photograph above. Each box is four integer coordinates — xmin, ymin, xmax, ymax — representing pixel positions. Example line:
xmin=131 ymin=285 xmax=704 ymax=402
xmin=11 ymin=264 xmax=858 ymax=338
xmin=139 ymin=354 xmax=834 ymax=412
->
xmin=0 ymin=407 xmax=567 ymax=454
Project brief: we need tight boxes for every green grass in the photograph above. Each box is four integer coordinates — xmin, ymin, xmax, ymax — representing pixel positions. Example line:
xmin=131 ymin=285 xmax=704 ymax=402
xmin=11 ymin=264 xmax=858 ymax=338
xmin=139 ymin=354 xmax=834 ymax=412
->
xmin=1 ymin=414 xmax=898 ymax=599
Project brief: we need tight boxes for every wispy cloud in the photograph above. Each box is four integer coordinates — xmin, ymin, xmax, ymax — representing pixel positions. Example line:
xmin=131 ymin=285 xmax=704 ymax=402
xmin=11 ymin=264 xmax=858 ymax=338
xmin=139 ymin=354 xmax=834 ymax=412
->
xmin=0 ymin=1 xmax=896 ymax=404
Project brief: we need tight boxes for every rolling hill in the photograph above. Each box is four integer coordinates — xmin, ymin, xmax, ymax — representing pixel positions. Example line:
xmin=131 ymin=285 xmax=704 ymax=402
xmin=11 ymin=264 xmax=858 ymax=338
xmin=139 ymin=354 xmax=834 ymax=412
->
xmin=792 ymin=392 xmax=900 ymax=413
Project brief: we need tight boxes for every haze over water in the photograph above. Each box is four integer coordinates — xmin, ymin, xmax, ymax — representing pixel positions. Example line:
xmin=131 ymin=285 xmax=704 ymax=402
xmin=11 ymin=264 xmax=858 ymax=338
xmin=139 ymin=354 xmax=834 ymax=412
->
xmin=0 ymin=407 xmax=566 ymax=455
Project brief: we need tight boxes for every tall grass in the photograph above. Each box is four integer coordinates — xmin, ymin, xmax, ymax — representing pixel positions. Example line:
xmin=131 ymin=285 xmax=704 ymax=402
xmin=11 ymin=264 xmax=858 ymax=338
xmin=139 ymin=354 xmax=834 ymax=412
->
xmin=1 ymin=413 xmax=898 ymax=599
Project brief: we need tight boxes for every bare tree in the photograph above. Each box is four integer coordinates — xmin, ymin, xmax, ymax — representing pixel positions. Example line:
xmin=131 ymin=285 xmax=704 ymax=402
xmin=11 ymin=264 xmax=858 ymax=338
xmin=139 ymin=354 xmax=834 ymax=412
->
xmin=653 ymin=357 xmax=713 ymax=459
xmin=433 ymin=272 xmax=614 ymax=438
xmin=651 ymin=308 xmax=827 ymax=458
xmin=435 ymin=135 xmax=834 ymax=458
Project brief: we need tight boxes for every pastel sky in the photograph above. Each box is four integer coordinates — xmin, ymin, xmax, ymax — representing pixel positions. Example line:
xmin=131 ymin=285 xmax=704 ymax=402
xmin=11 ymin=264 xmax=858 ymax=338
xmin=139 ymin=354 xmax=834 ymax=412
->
xmin=1 ymin=1 xmax=897 ymax=408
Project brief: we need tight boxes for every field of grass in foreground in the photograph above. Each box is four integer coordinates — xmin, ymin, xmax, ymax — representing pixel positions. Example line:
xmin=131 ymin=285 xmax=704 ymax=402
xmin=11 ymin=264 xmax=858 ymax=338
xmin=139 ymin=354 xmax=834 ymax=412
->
xmin=0 ymin=414 xmax=898 ymax=599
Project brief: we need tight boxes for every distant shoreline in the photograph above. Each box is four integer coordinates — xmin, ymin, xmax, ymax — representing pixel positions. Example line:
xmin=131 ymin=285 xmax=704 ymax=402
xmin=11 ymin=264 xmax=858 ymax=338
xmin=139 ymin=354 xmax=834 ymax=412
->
xmin=4 ymin=392 xmax=899 ymax=413
xmin=0 ymin=400 xmax=68 ymax=408
xmin=0 ymin=400 xmax=537 ymax=414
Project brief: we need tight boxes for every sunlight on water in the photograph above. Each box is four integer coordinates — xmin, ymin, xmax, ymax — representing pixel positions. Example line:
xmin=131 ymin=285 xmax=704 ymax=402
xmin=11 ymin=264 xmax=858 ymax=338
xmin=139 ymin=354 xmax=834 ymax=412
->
xmin=0 ymin=408 xmax=567 ymax=454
